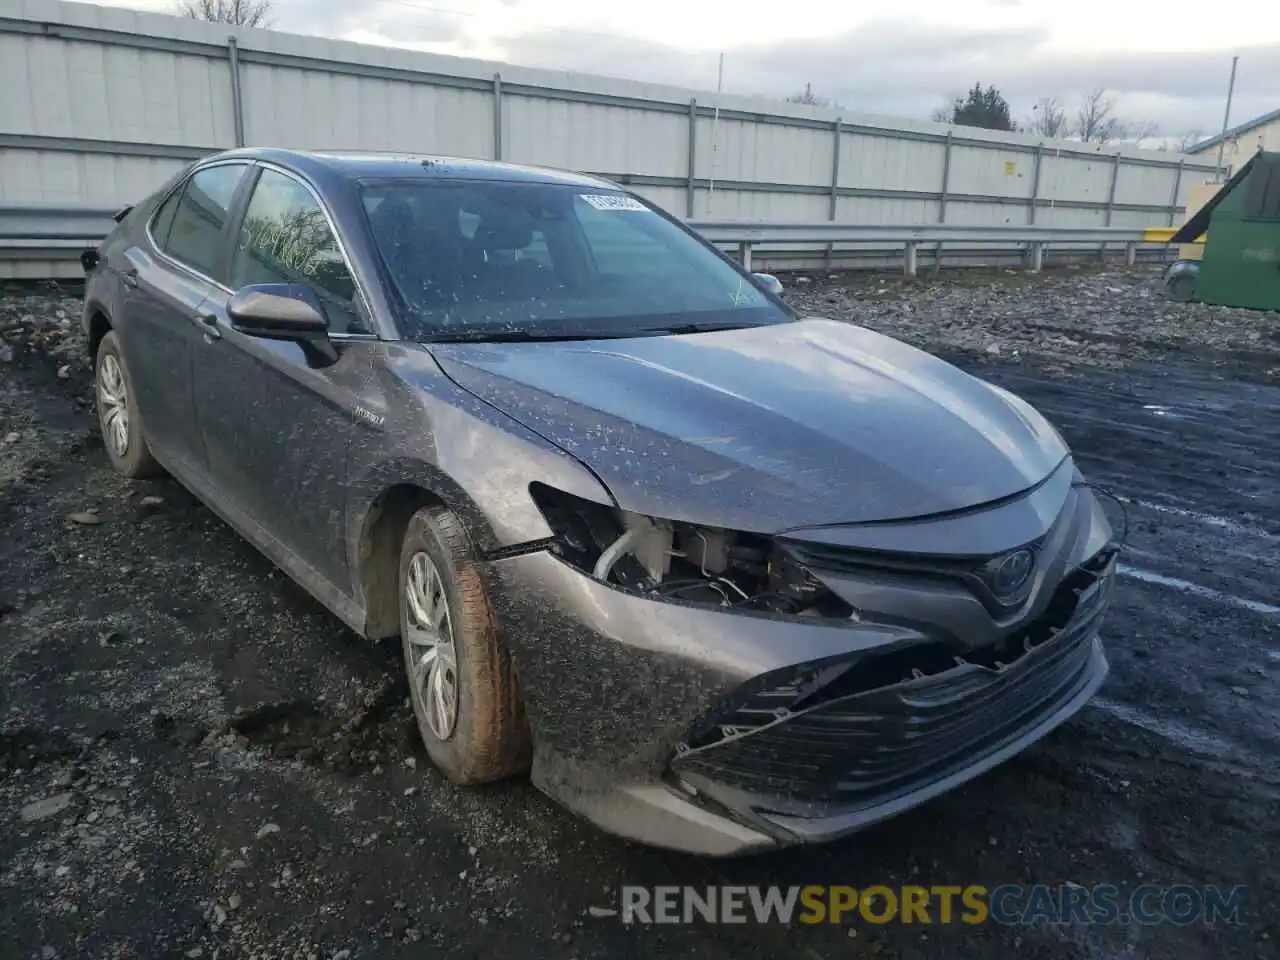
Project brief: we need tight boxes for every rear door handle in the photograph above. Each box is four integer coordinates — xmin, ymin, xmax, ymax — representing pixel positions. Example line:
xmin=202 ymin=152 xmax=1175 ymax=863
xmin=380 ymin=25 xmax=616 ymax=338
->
xmin=193 ymin=312 xmax=221 ymax=340
xmin=121 ymin=267 xmax=138 ymax=288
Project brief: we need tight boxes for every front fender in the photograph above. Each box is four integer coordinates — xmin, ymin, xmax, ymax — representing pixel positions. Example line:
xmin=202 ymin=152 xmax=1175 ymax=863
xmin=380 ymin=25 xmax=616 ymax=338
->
xmin=342 ymin=348 xmax=616 ymax=611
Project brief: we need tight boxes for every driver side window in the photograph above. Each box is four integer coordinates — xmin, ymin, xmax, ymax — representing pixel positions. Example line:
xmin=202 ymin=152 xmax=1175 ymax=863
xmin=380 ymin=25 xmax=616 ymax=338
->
xmin=230 ymin=168 xmax=370 ymax=334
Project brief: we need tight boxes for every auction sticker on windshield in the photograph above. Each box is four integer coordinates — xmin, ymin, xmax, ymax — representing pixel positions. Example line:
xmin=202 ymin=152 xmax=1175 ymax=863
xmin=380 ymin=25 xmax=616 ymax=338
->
xmin=581 ymin=194 xmax=648 ymax=211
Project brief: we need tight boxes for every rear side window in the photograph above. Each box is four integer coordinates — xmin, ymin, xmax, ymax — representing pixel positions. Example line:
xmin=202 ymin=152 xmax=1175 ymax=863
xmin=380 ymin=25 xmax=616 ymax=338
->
xmin=162 ymin=164 xmax=247 ymax=278
xmin=230 ymin=168 xmax=368 ymax=334
xmin=150 ymin=190 xmax=181 ymax=249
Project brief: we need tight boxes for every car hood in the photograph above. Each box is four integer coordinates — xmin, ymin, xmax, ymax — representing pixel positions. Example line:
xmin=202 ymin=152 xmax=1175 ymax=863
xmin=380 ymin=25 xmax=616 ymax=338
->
xmin=429 ymin=318 xmax=1069 ymax=533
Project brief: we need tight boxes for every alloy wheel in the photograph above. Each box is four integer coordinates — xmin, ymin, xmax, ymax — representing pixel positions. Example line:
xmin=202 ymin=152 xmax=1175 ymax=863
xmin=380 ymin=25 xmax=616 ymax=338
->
xmin=98 ymin=353 xmax=130 ymax=458
xmin=405 ymin=551 xmax=459 ymax=740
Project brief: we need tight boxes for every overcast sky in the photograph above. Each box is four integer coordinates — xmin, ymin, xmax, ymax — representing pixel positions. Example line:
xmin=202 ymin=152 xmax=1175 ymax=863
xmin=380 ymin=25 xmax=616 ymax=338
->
xmin=103 ymin=0 xmax=1276 ymax=143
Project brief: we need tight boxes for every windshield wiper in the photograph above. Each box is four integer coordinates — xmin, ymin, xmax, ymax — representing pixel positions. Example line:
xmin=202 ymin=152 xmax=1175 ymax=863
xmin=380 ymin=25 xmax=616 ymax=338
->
xmin=422 ymin=328 xmax=638 ymax=343
xmin=638 ymin=320 xmax=769 ymax=336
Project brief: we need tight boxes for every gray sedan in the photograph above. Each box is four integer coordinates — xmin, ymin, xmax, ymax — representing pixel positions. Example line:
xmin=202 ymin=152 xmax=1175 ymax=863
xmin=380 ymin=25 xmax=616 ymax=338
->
xmin=81 ymin=148 xmax=1116 ymax=855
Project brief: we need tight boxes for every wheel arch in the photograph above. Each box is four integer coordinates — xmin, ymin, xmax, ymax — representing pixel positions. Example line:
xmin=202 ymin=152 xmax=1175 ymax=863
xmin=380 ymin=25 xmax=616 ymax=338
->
xmin=349 ymin=462 xmax=501 ymax=641
xmin=86 ymin=303 xmax=113 ymax=360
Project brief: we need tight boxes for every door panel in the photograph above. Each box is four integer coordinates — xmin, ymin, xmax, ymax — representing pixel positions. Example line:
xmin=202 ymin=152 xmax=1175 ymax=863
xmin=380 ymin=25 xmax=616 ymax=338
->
xmin=117 ymin=163 xmax=250 ymax=469
xmin=118 ymin=246 xmax=214 ymax=468
xmin=193 ymin=312 xmax=369 ymax=591
xmin=194 ymin=165 xmax=373 ymax=594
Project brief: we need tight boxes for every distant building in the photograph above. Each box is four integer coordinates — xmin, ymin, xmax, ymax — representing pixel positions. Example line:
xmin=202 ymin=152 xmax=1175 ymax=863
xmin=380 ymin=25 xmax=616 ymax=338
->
xmin=1188 ymin=108 xmax=1280 ymax=174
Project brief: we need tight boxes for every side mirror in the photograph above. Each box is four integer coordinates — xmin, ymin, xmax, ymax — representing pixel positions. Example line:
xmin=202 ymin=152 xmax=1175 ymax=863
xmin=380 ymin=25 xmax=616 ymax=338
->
xmin=227 ymin=283 xmax=337 ymax=365
xmin=751 ymin=272 xmax=783 ymax=296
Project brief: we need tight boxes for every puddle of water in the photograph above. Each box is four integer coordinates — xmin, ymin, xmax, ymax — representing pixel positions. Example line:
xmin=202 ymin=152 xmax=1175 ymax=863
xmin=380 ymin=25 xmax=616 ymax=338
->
xmin=1117 ymin=564 xmax=1280 ymax=617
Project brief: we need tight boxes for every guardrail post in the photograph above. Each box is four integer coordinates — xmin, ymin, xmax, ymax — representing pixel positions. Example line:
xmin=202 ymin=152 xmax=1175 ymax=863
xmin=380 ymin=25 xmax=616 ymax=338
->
xmin=492 ymin=73 xmax=503 ymax=161
xmin=826 ymin=117 xmax=841 ymax=267
xmin=1027 ymin=241 xmax=1044 ymax=272
xmin=904 ymin=241 xmax=918 ymax=277
xmin=686 ymin=99 xmax=697 ymax=217
xmin=1124 ymin=241 xmax=1137 ymax=266
xmin=739 ymin=241 xmax=753 ymax=272
xmin=227 ymin=36 xmax=246 ymax=147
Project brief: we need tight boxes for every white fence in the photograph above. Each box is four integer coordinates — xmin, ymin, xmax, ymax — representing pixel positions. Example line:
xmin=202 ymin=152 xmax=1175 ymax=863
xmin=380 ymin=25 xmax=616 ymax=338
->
xmin=0 ymin=0 xmax=1216 ymax=278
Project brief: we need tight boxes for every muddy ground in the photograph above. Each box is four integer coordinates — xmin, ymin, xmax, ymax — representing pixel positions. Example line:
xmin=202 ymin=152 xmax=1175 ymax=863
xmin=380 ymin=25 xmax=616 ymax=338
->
xmin=1 ymin=264 xmax=1277 ymax=960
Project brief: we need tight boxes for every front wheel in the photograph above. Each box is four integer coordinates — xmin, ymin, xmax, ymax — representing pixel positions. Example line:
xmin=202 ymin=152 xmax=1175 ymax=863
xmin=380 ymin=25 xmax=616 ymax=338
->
xmin=95 ymin=330 xmax=162 ymax=478
xmin=398 ymin=505 xmax=530 ymax=783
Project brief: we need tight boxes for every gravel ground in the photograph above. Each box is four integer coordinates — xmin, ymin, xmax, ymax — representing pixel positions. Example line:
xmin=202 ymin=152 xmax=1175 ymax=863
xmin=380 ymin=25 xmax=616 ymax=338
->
xmin=1 ymin=265 xmax=1278 ymax=960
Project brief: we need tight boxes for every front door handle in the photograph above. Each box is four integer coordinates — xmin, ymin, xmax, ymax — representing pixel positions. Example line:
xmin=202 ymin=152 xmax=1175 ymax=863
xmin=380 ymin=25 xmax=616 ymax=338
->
xmin=121 ymin=267 xmax=139 ymax=288
xmin=193 ymin=312 xmax=221 ymax=340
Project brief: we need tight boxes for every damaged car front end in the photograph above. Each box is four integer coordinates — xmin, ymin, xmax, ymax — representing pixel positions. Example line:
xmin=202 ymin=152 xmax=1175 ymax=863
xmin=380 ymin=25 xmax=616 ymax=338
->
xmin=484 ymin=446 xmax=1115 ymax=856
xmin=422 ymin=310 xmax=1118 ymax=856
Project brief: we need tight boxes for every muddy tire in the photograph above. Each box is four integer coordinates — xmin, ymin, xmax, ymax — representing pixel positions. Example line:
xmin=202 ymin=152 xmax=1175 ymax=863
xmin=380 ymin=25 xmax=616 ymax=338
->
xmin=398 ymin=505 xmax=530 ymax=783
xmin=95 ymin=331 xmax=162 ymax=479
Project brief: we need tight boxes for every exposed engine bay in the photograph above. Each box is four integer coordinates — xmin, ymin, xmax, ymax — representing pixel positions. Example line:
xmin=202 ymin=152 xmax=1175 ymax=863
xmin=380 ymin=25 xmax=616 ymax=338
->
xmin=530 ymin=484 xmax=855 ymax=618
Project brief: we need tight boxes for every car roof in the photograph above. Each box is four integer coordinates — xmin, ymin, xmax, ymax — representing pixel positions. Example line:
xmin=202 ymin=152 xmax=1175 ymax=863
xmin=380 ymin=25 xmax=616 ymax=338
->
xmin=205 ymin=147 xmax=622 ymax=191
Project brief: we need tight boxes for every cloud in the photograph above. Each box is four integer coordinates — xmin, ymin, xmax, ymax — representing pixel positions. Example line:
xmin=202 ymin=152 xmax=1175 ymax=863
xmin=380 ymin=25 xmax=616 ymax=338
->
xmin=271 ymin=5 xmax=1275 ymax=139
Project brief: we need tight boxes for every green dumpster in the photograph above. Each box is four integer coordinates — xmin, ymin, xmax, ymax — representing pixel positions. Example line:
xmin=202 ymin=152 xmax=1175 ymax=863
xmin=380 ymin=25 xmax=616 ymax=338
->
xmin=1165 ymin=151 xmax=1280 ymax=311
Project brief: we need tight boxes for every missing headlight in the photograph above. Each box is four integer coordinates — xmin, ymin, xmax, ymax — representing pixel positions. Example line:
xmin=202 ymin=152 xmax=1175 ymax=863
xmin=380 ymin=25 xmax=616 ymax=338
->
xmin=529 ymin=483 xmax=855 ymax=618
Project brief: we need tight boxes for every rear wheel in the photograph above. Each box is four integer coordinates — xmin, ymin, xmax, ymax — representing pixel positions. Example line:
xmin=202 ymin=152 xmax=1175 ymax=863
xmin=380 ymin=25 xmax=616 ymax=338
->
xmin=398 ymin=505 xmax=530 ymax=783
xmin=95 ymin=331 xmax=162 ymax=478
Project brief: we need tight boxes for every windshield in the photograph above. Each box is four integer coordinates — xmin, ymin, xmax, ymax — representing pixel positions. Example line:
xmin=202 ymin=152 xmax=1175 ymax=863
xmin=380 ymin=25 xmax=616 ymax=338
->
xmin=360 ymin=179 xmax=792 ymax=341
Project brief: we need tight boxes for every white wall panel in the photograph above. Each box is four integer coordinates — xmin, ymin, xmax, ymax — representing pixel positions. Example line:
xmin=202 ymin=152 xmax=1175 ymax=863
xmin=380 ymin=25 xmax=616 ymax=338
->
xmin=839 ymin=135 xmax=945 ymax=194
xmin=241 ymin=65 xmax=492 ymax=157
xmin=946 ymin=145 xmax=1034 ymax=199
xmin=1038 ymin=153 xmax=1113 ymax=208
xmin=0 ymin=150 xmax=186 ymax=203
xmin=696 ymin=118 xmax=831 ymax=187
xmin=1114 ymin=162 xmax=1174 ymax=208
xmin=504 ymin=98 xmax=686 ymax=176
xmin=5 ymin=36 xmax=232 ymax=146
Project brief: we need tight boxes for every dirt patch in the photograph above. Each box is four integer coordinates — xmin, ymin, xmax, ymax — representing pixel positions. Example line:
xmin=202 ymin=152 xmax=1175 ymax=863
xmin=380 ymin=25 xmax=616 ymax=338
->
xmin=784 ymin=263 xmax=1280 ymax=382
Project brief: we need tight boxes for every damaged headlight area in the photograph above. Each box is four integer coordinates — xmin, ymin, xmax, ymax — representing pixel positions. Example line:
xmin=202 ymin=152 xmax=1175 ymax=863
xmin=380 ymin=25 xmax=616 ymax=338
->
xmin=529 ymin=483 xmax=856 ymax=618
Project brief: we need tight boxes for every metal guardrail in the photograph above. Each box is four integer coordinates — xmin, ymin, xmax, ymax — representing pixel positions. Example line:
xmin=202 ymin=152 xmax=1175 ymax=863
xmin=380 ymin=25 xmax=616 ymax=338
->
xmin=687 ymin=220 xmax=1155 ymax=274
xmin=0 ymin=205 xmax=1165 ymax=275
xmin=0 ymin=204 xmax=118 ymax=262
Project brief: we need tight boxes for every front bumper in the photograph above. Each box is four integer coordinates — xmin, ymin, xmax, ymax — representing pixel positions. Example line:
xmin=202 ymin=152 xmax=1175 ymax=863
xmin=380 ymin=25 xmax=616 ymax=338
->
xmin=485 ymin=477 xmax=1116 ymax=856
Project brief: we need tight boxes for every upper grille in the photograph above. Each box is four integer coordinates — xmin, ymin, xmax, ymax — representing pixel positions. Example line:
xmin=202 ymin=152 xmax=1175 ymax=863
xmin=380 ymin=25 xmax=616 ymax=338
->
xmin=785 ymin=537 xmax=1050 ymax=615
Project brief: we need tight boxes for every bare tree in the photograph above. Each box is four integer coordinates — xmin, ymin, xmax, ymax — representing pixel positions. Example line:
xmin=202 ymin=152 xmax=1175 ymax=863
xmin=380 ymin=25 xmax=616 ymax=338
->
xmin=176 ymin=0 xmax=271 ymax=27
xmin=1026 ymin=97 xmax=1068 ymax=138
xmin=929 ymin=103 xmax=953 ymax=123
xmin=1073 ymin=88 xmax=1159 ymax=144
xmin=1074 ymin=88 xmax=1120 ymax=142
xmin=786 ymin=83 xmax=831 ymax=107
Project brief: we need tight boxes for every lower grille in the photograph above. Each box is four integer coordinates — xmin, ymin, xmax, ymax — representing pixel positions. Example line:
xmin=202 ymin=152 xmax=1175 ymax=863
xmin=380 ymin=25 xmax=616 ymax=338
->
xmin=671 ymin=558 xmax=1113 ymax=816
